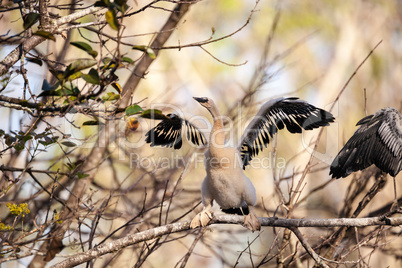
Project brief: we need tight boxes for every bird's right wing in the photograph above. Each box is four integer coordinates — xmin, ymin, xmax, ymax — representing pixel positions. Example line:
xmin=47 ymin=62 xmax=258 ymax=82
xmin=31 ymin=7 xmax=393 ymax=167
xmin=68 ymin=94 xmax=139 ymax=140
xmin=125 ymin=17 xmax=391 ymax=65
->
xmin=330 ymin=108 xmax=402 ymax=178
xmin=145 ymin=113 xmax=208 ymax=149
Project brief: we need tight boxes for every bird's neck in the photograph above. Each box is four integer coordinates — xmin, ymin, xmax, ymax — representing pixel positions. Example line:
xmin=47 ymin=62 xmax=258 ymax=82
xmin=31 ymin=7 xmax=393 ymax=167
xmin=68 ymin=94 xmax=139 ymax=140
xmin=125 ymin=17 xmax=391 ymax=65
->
xmin=209 ymin=105 xmax=226 ymax=154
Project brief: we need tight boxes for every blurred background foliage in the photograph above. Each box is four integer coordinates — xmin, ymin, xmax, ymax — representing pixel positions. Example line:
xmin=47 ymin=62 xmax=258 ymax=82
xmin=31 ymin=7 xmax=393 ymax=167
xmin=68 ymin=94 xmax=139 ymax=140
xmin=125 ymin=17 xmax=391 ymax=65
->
xmin=0 ymin=0 xmax=401 ymax=267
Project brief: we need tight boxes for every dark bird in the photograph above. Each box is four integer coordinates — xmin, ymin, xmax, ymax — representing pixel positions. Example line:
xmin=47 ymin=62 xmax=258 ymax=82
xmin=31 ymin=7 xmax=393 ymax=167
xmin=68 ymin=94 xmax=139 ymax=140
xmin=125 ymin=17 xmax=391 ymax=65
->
xmin=146 ymin=97 xmax=335 ymax=231
xmin=330 ymin=107 xmax=402 ymax=178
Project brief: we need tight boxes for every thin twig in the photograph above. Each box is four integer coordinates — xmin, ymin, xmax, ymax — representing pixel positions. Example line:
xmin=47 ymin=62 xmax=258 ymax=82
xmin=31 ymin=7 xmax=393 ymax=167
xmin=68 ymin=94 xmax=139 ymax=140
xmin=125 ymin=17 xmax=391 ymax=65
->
xmin=289 ymin=227 xmax=329 ymax=268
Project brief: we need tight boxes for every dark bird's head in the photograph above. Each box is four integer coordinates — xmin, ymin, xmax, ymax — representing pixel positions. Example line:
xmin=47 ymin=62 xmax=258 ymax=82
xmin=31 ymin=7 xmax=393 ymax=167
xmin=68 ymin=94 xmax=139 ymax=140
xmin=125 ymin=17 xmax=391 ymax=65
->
xmin=193 ymin=97 xmax=214 ymax=109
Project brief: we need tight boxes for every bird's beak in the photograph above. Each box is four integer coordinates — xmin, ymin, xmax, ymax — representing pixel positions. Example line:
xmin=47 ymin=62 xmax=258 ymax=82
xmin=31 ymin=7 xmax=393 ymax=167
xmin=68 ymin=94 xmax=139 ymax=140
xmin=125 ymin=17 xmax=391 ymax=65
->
xmin=193 ymin=97 xmax=208 ymax=103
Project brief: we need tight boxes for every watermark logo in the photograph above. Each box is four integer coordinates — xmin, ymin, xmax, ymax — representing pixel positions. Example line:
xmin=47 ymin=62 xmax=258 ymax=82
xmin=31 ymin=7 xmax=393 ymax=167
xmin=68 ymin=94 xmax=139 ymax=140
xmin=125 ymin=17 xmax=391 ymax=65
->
xmin=129 ymin=151 xmax=287 ymax=171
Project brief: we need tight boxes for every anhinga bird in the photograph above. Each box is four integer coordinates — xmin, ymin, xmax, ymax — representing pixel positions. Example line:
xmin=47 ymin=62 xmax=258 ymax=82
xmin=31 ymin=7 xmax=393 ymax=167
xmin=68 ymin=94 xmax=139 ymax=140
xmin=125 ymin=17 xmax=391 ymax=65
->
xmin=330 ymin=107 xmax=402 ymax=179
xmin=146 ymin=97 xmax=335 ymax=231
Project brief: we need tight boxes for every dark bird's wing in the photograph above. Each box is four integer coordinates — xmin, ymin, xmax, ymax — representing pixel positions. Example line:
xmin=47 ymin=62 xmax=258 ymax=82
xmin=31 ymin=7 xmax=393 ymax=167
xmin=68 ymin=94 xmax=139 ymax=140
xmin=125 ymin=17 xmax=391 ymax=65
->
xmin=239 ymin=97 xmax=335 ymax=168
xmin=145 ymin=113 xmax=207 ymax=149
xmin=330 ymin=108 xmax=402 ymax=178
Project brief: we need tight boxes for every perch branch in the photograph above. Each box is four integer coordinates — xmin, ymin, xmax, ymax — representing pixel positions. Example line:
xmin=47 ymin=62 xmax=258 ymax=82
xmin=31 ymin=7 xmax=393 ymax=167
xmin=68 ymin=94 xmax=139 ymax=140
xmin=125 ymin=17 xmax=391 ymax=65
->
xmin=52 ymin=215 xmax=402 ymax=268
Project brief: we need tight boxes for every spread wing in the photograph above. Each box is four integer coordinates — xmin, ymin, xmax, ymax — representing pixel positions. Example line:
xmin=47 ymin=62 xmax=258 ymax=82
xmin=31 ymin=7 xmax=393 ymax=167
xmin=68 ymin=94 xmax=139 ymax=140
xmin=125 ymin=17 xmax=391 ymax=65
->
xmin=239 ymin=97 xmax=335 ymax=168
xmin=145 ymin=113 xmax=207 ymax=149
xmin=330 ymin=107 xmax=402 ymax=178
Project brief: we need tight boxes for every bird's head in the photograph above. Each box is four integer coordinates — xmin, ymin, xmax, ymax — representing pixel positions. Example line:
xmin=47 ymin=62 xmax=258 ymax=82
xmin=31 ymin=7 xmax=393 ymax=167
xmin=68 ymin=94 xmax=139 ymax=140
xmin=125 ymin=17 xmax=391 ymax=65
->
xmin=193 ymin=97 xmax=213 ymax=109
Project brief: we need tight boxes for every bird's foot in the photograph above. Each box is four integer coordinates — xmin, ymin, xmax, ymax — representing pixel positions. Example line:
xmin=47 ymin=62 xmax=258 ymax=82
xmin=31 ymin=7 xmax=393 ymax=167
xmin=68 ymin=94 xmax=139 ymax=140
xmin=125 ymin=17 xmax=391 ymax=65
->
xmin=190 ymin=209 xmax=214 ymax=229
xmin=243 ymin=211 xmax=261 ymax=232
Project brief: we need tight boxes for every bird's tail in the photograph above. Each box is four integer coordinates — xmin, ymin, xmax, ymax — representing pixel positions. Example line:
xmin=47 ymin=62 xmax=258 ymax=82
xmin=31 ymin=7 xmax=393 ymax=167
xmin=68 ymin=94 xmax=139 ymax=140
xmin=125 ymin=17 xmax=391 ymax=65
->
xmin=221 ymin=206 xmax=249 ymax=215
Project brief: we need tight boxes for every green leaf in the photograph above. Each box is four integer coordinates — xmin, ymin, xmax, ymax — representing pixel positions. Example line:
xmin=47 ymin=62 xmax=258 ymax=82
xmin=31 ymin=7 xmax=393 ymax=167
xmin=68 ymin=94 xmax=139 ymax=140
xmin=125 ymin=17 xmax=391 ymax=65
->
xmin=115 ymin=3 xmax=129 ymax=13
xmin=94 ymin=0 xmax=107 ymax=7
xmin=132 ymin=45 xmax=156 ymax=59
xmin=71 ymin=41 xmax=93 ymax=52
xmin=26 ymin=57 xmax=42 ymax=66
xmin=34 ymin=30 xmax=55 ymax=41
xmin=39 ymin=136 xmax=58 ymax=146
xmin=102 ymin=57 xmax=112 ymax=65
xmin=140 ymin=109 xmax=167 ymax=120
xmin=64 ymin=59 xmax=97 ymax=78
xmin=71 ymin=42 xmax=98 ymax=58
xmin=21 ymin=134 xmax=33 ymax=143
xmin=125 ymin=104 xmax=144 ymax=116
xmin=101 ymin=92 xmax=120 ymax=101
xmin=82 ymin=68 xmax=100 ymax=85
xmin=65 ymin=163 xmax=75 ymax=171
xmin=121 ymin=57 xmax=134 ymax=64
xmin=23 ymin=13 xmax=40 ymax=29
xmin=105 ymin=9 xmax=119 ymax=30
xmin=49 ymin=70 xmax=65 ymax=81
xmin=58 ymin=84 xmax=79 ymax=96
xmin=44 ymin=137 xmax=56 ymax=144
xmin=4 ymin=135 xmax=16 ymax=146
xmin=61 ymin=141 xmax=77 ymax=147
xmin=132 ymin=45 xmax=147 ymax=52
xmin=77 ymin=172 xmax=89 ymax=179
xmin=68 ymin=59 xmax=97 ymax=73
xmin=41 ymin=83 xmax=79 ymax=97
xmin=88 ymin=50 xmax=98 ymax=58
xmin=66 ymin=71 xmax=82 ymax=81
xmin=61 ymin=86 xmax=80 ymax=96
xmin=82 ymin=120 xmax=104 ymax=126
xmin=17 ymin=130 xmax=25 ymax=136
xmin=35 ymin=131 xmax=48 ymax=139
xmin=14 ymin=142 xmax=25 ymax=151
xmin=146 ymin=48 xmax=156 ymax=59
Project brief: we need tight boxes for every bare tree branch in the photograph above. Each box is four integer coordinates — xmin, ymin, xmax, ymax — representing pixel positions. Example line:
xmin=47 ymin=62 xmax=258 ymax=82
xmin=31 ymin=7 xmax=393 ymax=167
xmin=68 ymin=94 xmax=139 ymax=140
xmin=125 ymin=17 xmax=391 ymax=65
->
xmin=289 ymin=227 xmax=330 ymax=268
xmin=1 ymin=1 xmax=399 ymax=267
xmin=120 ymin=1 xmax=193 ymax=107
xmin=51 ymin=215 xmax=402 ymax=268
xmin=0 ymin=6 xmax=102 ymax=76
xmin=27 ymin=1 xmax=194 ymax=266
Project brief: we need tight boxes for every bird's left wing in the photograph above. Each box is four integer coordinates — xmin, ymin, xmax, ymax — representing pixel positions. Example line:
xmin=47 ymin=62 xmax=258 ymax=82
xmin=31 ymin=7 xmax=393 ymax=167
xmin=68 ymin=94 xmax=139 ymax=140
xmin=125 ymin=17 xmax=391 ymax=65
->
xmin=239 ymin=97 xmax=335 ymax=168
xmin=145 ymin=113 xmax=207 ymax=149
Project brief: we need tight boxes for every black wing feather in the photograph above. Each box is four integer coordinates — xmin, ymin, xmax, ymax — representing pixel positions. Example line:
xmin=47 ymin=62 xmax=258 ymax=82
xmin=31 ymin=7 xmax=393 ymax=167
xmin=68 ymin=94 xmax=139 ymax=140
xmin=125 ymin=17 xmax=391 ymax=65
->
xmin=330 ymin=108 xmax=402 ymax=178
xmin=145 ymin=114 xmax=183 ymax=149
xmin=145 ymin=114 xmax=207 ymax=149
xmin=184 ymin=120 xmax=206 ymax=146
xmin=240 ymin=97 xmax=335 ymax=168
